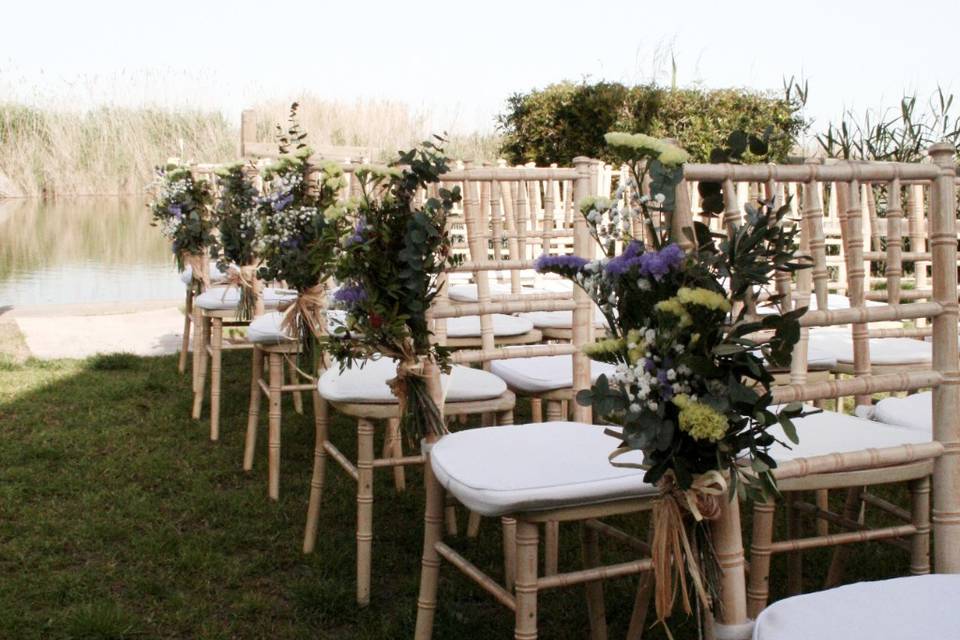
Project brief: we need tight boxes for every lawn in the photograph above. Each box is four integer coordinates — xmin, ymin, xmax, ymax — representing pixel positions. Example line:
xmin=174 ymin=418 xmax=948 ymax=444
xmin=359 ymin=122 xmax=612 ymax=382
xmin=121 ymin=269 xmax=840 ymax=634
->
xmin=0 ymin=350 xmax=917 ymax=639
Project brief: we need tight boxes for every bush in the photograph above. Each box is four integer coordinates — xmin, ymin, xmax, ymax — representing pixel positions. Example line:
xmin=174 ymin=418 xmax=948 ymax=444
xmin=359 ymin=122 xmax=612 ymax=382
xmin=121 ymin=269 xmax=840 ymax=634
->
xmin=497 ymin=81 xmax=806 ymax=165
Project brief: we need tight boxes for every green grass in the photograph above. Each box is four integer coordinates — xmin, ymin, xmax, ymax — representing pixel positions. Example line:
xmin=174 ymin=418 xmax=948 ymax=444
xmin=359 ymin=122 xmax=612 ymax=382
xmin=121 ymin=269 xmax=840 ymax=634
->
xmin=0 ymin=352 xmax=918 ymax=639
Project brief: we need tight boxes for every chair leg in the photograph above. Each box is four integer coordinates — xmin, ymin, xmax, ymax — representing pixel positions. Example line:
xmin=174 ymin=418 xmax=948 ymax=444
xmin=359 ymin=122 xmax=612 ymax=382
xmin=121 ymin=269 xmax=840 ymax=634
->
xmin=515 ymin=519 xmax=540 ymax=639
xmin=544 ymin=522 xmax=559 ymax=576
xmin=502 ymin=517 xmax=517 ymax=590
xmin=384 ymin=417 xmax=406 ymax=492
xmin=191 ymin=302 xmax=203 ymax=392
xmin=243 ymin=347 xmax=264 ymax=472
xmin=178 ymin=289 xmax=192 ymax=374
xmin=414 ymin=448 xmax=446 ymax=640
xmin=209 ymin=317 xmax=223 ymax=441
xmin=824 ymin=487 xmax=863 ymax=588
xmin=191 ymin=314 xmax=210 ymax=420
xmin=625 ymin=573 xmax=653 ymax=640
xmin=289 ymin=364 xmax=304 ymax=414
xmin=910 ymin=476 xmax=931 ymax=575
xmin=580 ymin=523 xmax=608 ymax=640
xmin=357 ymin=418 xmax=375 ymax=606
xmin=545 ymin=400 xmax=563 ymax=422
xmin=815 ymin=489 xmax=830 ymax=536
xmin=267 ymin=351 xmax=283 ymax=500
xmin=466 ymin=511 xmax=482 ymax=539
xmin=785 ymin=492 xmax=803 ymax=596
xmin=747 ymin=496 xmax=776 ymax=619
xmin=530 ymin=398 xmax=543 ymax=422
xmin=445 ymin=495 xmax=459 ymax=536
xmin=303 ymin=390 xmax=329 ymax=554
xmin=498 ymin=409 xmax=514 ymax=426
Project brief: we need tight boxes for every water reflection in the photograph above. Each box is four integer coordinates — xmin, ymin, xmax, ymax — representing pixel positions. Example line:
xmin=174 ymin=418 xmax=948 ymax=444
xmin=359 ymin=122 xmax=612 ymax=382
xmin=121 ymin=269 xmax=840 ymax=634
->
xmin=0 ymin=197 xmax=183 ymax=305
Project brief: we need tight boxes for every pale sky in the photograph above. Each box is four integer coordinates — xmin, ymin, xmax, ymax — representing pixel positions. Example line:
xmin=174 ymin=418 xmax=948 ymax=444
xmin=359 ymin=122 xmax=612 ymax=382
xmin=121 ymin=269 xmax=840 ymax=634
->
xmin=2 ymin=0 xmax=957 ymax=136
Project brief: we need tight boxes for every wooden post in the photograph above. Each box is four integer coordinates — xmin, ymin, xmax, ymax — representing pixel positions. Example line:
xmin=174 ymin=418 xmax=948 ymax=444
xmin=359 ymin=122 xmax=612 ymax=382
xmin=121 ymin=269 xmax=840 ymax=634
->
xmin=712 ymin=492 xmax=749 ymax=630
xmin=928 ymin=143 xmax=960 ymax=573
xmin=572 ymin=158 xmax=594 ymax=424
xmin=885 ymin=178 xmax=904 ymax=304
xmin=908 ymin=184 xmax=927 ymax=290
xmin=842 ymin=177 xmax=872 ymax=408
xmin=240 ymin=109 xmax=256 ymax=158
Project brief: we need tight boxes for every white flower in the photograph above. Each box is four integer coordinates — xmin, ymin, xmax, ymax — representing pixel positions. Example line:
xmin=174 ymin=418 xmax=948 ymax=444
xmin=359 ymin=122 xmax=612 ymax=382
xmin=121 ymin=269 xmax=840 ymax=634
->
xmin=629 ymin=403 xmax=641 ymax=413
xmin=654 ymin=193 xmax=666 ymax=203
xmin=647 ymin=401 xmax=659 ymax=412
xmin=666 ymin=369 xmax=676 ymax=381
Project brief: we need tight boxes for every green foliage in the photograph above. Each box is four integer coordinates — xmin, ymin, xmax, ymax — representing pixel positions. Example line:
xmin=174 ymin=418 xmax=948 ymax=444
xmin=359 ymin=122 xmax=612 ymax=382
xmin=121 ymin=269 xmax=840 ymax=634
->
xmin=212 ymin=162 xmax=260 ymax=268
xmin=818 ymin=86 xmax=960 ymax=161
xmin=147 ymin=164 xmax=215 ymax=269
xmin=323 ymin=138 xmax=462 ymax=442
xmin=497 ymin=81 xmax=806 ymax=166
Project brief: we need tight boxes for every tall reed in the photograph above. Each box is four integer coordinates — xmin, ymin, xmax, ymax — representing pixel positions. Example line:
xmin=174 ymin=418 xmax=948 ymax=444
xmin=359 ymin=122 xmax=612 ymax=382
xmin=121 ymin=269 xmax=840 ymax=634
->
xmin=0 ymin=96 xmax=501 ymax=198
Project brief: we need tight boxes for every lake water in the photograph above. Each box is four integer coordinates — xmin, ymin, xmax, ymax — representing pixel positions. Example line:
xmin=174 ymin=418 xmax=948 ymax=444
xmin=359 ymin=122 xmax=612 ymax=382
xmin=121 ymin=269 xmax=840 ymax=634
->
xmin=0 ymin=197 xmax=184 ymax=306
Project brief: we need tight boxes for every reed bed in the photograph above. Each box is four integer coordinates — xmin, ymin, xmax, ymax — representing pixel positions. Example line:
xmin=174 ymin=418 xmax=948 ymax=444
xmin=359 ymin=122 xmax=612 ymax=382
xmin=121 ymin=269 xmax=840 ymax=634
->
xmin=0 ymin=97 xmax=501 ymax=198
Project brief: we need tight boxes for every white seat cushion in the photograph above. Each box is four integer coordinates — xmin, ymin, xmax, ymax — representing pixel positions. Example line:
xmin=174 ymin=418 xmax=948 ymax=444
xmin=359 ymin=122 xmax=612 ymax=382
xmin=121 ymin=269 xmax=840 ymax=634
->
xmin=445 ymin=314 xmax=534 ymax=338
xmin=194 ymin=286 xmax=296 ymax=311
xmin=246 ymin=310 xmax=347 ymax=344
xmin=431 ymin=421 xmax=653 ymax=517
xmin=766 ymin=406 xmax=932 ymax=462
xmin=753 ymin=575 xmax=960 ymax=640
xmin=490 ymin=355 xmax=617 ymax=393
xmin=808 ymin=328 xmax=931 ymax=365
xmin=447 ymin=278 xmax=574 ymax=303
xmin=872 ymin=391 xmax=932 ymax=433
xmin=179 ymin=261 xmax=227 ymax=285
xmin=317 ymin=358 xmax=507 ymax=404
xmin=518 ymin=308 xmax=607 ymax=330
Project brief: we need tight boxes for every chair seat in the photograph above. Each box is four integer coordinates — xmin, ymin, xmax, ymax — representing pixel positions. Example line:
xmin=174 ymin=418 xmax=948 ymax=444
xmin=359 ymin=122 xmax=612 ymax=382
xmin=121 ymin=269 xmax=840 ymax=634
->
xmin=431 ymin=421 xmax=652 ymax=517
xmin=808 ymin=328 xmax=931 ymax=365
xmin=766 ymin=406 xmax=932 ymax=462
xmin=246 ymin=310 xmax=346 ymax=344
xmin=194 ymin=286 xmax=296 ymax=311
xmin=490 ymin=354 xmax=617 ymax=393
xmin=179 ymin=261 xmax=227 ymax=285
xmin=317 ymin=357 xmax=507 ymax=404
xmin=518 ymin=308 xmax=607 ymax=330
xmin=445 ymin=314 xmax=534 ymax=338
xmin=753 ymin=575 xmax=960 ymax=640
xmin=869 ymin=391 xmax=932 ymax=432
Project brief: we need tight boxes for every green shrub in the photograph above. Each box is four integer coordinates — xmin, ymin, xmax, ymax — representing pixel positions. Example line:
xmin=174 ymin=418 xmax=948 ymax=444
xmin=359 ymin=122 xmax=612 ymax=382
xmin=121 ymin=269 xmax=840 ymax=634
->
xmin=497 ymin=81 xmax=806 ymax=165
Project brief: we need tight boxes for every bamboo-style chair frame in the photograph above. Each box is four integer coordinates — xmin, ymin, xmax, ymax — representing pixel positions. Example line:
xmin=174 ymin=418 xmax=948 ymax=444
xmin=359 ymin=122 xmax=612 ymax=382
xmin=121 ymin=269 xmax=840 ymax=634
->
xmin=414 ymin=148 xmax=960 ymax=639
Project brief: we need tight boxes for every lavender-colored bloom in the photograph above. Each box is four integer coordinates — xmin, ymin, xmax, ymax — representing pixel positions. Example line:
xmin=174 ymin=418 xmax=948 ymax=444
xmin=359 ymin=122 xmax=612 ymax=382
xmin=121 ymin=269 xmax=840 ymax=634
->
xmin=604 ymin=241 xmax=644 ymax=276
xmin=272 ymin=192 xmax=294 ymax=212
xmin=533 ymin=254 xmax=589 ymax=275
xmin=168 ymin=203 xmax=182 ymax=218
xmin=281 ymin=237 xmax=301 ymax=249
xmin=333 ymin=284 xmax=367 ymax=307
xmin=638 ymin=243 xmax=685 ymax=280
xmin=643 ymin=359 xmax=657 ymax=373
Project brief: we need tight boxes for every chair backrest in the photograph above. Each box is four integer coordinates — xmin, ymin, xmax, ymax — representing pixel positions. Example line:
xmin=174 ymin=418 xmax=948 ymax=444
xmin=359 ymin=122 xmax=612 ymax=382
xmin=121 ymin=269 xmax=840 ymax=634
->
xmin=427 ymin=159 xmax=598 ymax=422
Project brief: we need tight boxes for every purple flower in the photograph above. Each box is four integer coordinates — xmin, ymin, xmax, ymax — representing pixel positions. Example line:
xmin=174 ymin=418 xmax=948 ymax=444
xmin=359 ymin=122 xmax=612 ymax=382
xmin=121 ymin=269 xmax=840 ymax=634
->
xmin=168 ymin=203 xmax=182 ymax=218
xmin=638 ymin=243 xmax=685 ymax=281
xmin=271 ymin=192 xmax=294 ymax=212
xmin=604 ymin=241 xmax=644 ymax=276
xmin=533 ymin=254 xmax=588 ymax=275
xmin=643 ymin=359 xmax=656 ymax=373
xmin=333 ymin=284 xmax=367 ymax=307
xmin=345 ymin=219 xmax=368 ymax=247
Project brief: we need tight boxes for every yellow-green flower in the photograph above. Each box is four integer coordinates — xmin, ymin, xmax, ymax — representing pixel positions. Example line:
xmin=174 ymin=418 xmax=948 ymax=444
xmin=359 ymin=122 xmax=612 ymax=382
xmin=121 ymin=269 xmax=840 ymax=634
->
xmin=658 ymin=145 xmax=691 ymax=166
xmin=583 ymin=337 xmax=625 ymax=360
xmin=656 ymin=298 xmax=692 ymax=327
xmin=675 ymin=287 xmax=731 ymax=313
xmin=625 ymin=328 xmax=646 ymax=364
xmin=604 ymin=132 xmax=666 ymax=155
xmin=674 ymin=395 xmax=728 ymax=442
xmin=323 ymin=204 xmax=346 ymax=221
xmin=578 ymin=195 xmax=613 ymax=214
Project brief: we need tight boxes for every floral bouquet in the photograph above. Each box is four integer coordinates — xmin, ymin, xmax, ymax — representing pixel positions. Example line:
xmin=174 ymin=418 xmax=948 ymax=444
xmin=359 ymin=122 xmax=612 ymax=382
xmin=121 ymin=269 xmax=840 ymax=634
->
xmin=149 ymin=163 xmax=215 ymax=292
xmin=212 ymin=162 xmax=261 ymax=320
xmin=323 ymin=139 xmax=462 ymax=444
xmin=256 ymin=148 xmax=347 ymax=362
xmin=536 ymin=132 xmax=809 ymax=624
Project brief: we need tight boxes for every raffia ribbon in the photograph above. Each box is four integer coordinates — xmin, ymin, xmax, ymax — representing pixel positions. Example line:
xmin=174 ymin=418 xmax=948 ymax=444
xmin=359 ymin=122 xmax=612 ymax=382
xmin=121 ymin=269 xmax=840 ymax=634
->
xmin=385 ymin=340 xmax=449 ymax=441
xmin=651 ymin=469 xmax=727 ymax=624
xmin=220 ymin=265 xmax=260 ymax=319
xmin=280 ymin=284 xmax=327 ymax=338
xmin=182 ymin=252 xmax=209 ymax=290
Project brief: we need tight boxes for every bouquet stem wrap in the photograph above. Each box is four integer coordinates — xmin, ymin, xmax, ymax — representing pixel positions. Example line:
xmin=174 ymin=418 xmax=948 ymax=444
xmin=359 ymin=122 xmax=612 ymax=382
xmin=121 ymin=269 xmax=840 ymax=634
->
xmin=221 ymin=265 xmax=259 ymax=322
xmin=651 ymin=470 xmax=727 ymax=625
xmin=281 ymin=284 xmax=327 ymax=368
xmin=386 ymin=341 xmax=449 ymax=445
